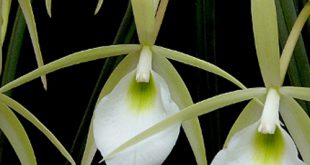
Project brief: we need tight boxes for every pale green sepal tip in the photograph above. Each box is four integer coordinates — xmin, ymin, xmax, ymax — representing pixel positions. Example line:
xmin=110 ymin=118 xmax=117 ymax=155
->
xmin=128 ymin=74 xmax=156 ymax=112
xmin=81 ymin=120 xmax=97 ymax=165
xmin=94 ymin=0 xmax=104 ymax=15
xmin=18 ymin=0 xmax=47 ymax=89
xmin=0 ymin=103 xmax=37 ymax=165
xmin=45 ymin=0 xmax=52 ymax=17
xmin=254 ymin=127 xmax=284 ymax=164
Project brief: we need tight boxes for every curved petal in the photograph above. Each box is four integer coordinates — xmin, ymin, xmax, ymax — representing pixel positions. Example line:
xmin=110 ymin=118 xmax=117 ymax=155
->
xmin=93 ymin=70 xmax=181 ymax=164
xmin=153 ymin=53 xmax=207 ymax=164
xmin=212 ymin=122 xmax=305 ymax=165
xmin=280 ymin=95 xmax=310 ymax=164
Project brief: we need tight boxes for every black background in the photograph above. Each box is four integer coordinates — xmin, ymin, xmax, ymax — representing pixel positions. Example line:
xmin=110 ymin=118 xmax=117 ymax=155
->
xmin=1 ymin=0 xmax=268 ymax=164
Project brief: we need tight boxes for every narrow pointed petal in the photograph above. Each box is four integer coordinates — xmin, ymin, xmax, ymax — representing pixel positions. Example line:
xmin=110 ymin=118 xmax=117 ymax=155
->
xmin=152 ymin=45 xmax=246 ymax=89
xmin=94 ymin=0 xmax=104 ymax=15
xmin=251 ymin=0 xmax=281 ymax=87
xmin=153 ymin=54 xmax=207 ymax=164
xmin=281 ymin=86 xmax=310 ymax=102
xmin=93 ymin=70 xmax=181 ymax=164
xmin=45 ymin=0 xmax=52 ymax=17
xmin=18 ymin=0 xmax=47 ymax=89
xmin=0 ymin=44 xmax=140 ymax=93
xmin=212 ymin=122 xmax=305 ymax=165
xmin=224 ymin=99 xmax=263 ymax=147
xmin=0 ymin=103 xmax=36 ymax=165
xmin=81 ymin=120 xmax=97 ymax=165
xmin=280 ymin=95 xmax=310 ymax=164
xmin=131 ymin=0 xmax=156 ymax=44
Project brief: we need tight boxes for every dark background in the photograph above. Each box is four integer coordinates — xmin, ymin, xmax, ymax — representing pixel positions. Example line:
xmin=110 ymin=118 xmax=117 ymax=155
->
xmin=1 ymin=0 xmax=267 ymax=164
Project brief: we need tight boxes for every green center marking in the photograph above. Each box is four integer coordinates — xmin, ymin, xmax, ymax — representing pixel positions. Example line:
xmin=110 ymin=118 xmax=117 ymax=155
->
xmin=253 ymin=127 xmax=285 ymax=165
xmin=128 ymin=74 xmax=156 ymax=113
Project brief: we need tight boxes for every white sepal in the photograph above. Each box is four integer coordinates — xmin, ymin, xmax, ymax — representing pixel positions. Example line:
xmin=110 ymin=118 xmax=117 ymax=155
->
xmin=93 ymin=70 xmax=180 ymax=165
xmin=211 ymin=122 xmax=305 ymax=165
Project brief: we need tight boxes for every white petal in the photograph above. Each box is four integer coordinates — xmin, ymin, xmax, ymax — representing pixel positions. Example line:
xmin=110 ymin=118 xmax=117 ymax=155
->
xmin=93 ymin=70 xmax=180 ymax=165
xmin=211 ymin=122 xmax=305 ymax=165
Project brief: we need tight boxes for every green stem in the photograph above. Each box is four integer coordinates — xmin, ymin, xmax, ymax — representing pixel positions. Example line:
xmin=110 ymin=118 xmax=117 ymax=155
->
xmin=195 ymin=0 xmax=220 ymax=157
xmin=67 ymin=2 xmax=135 ymax=164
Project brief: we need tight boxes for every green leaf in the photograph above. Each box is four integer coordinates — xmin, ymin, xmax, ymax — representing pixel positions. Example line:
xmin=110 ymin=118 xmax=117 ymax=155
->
xmin=280 ymin=96 xmax=310 ymax=164
xmin=94 ymin=0 xmax=104 ymax=15
xmin=224 ymin=98 xmax=264 ymax=147
xmin=131 ymin=0 xmax=155 ymax=44
xmin=152 ymin=45 xmax=246 ymax=89
xmin=0 ymin=44 xmax=140 ymax=93
xmin=279 ymin=2 xmax=310 ymax=82
xmin=0 ymin=102 xmax=36 ymax=165
xmin=153 ymin=54 xmax=207 ymax=165
xmin=251 ymin=0 xmax=281 ymax=87
xmin=280 ymin=86 xmax=310 ymax=102
xmin=0 ymin=94 xmax=76 ymax=165
xmin=81 ymin=51 xmax=139 ymax=164
xmin=18 ymin=0 xmax=47 ymax=89
xmin=45 ymin=0 xmax=52 ymax=17
xmin=104 ymin=88 xmax=266 ymax=160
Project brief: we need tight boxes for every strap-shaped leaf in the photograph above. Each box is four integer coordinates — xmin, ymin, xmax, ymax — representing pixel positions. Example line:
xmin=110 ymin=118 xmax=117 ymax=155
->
xmin=45 ymin=0 xmax=52 ymax=17
xmin=94 ymin=0 xmax=104 ymax=15
xmin=0 ymin=94 xmax=76 ymax=165
xmin=131 ymin=0 xmax=155 ymax=44
xmin=280 ymin=96 xmax=310 ymax=164
xmin=18 ymin=0 xmax=47 ymax=89
xmin=223 ymin=98 xmax=264 ymax=147
xmin=0 ymin=44 xmax=140 ymax=93
xmin=152 ymin=45 xmax=246 ymax=89
xmin=104 ymin=88 xmax=266 ymax=160
xmin=279 ymin=2 xmax=310 ymax=82
xmin=280 ymin=86 xmax=310 ymax=102
xmin=251 ymin=0 xmax=281 ymax=87
xmin=153 ymin=54 xmax=207 ymax=165
xmin=0 ymin=103 xmax=36 ymax=165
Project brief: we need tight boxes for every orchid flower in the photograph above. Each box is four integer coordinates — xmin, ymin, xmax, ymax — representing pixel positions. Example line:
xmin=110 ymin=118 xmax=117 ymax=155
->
xmin=97 ymin=1 xmax=310 ymax=165
xmin=0 ymin=0 xmax=247 ymax=164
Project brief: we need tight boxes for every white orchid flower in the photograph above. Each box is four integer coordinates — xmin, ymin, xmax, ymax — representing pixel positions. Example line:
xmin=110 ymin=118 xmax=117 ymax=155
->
xmin=95 ymin=1 xmax=310 ymax=165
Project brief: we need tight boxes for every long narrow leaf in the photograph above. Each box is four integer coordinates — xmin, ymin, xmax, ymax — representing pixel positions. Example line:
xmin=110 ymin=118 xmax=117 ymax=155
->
xmin=251 ymin=0 xmax=281 ymax=87
xmin=152 ymin=45 xmax=246 ymax=89
xmin=153 ymin=54 xmax=207 ymax=165
xmin=279 ymin=2 xmax=310 ymax=82
xmin=18 ymin=0 xmax=47 ymax=89
xmin=0 ymin=44 xmax=140 ymax=93
xmin=104 ymin=88 xmax=266 ymax=160
xmin=280 ymin=96 xmax=310 ymax=164
xmin=0 ymin=94 xmax=76 ymax=165
xmin=0 ymin=103 xmax=36 ymax=165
